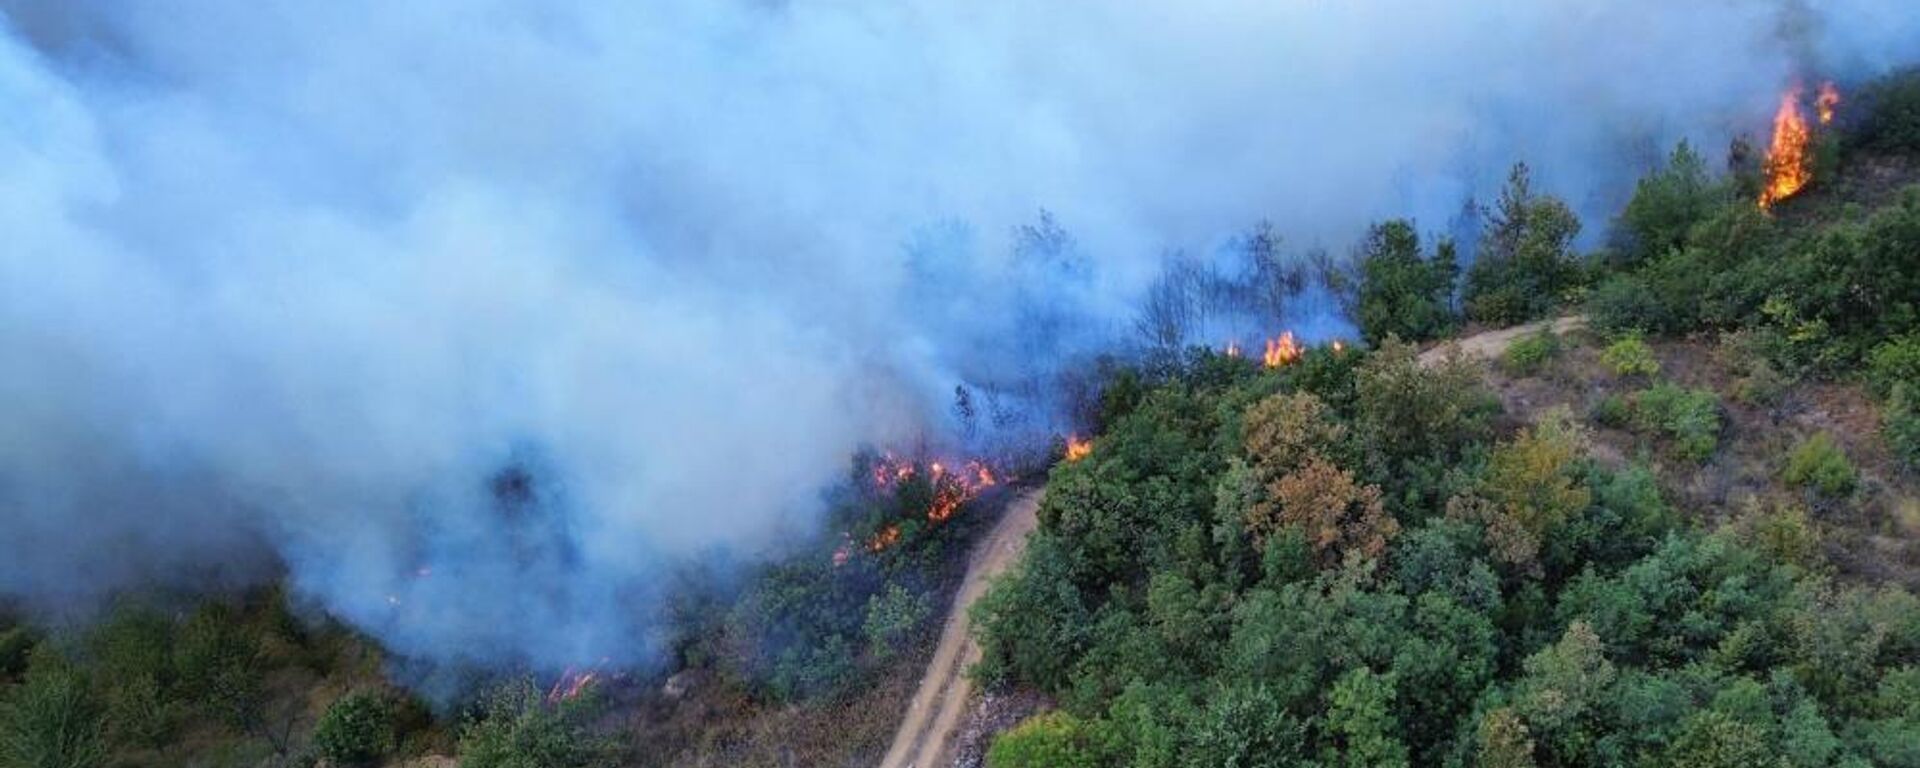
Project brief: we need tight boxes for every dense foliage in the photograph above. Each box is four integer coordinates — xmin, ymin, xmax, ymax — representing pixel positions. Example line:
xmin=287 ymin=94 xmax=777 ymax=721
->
xmin=974 ymin=335 xmax=1920 ymax=766
xmin=1350 ymin=220 xmax=1460 ymax=345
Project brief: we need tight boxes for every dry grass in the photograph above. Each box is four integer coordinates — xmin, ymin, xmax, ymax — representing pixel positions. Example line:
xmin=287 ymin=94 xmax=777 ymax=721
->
xmin=1478 ymin=330 xmax=1920 ymax=588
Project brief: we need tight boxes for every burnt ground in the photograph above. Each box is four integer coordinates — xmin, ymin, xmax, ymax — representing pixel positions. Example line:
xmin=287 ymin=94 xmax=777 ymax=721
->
xmin=1480 ymin=327 xmax=1920 ymax=589
xmin=615 ymin=485 xmax=1030 ymax=768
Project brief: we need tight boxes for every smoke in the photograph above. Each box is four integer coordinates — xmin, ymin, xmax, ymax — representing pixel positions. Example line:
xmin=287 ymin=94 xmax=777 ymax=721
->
xmin=1 ymin=1 xmax=1915 ymax=671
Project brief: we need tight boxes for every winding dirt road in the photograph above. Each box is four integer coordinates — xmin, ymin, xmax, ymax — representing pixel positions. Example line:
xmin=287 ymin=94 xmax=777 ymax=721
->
xmin=878 ymin=489 xmax=1042 ymax=768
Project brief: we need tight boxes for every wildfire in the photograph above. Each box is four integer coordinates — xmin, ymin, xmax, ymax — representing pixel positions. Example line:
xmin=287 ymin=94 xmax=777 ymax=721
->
xmin=1263 ymin=332 xmax=1302 ymax=369
xmin=1758 ymin=82 xmax=1839 ymax=210
xmin=1225 ymin=341 xmax=1242 ymax=358
xmin=838 ymin=452 xmax=1003 ymax=564
xmin=867 ymin=524 xmax=901 ymax=552
xmin=546 ymin=667 xmax=601 ymax=703
xmin=1331 ymin=340 xmax=1346 ymax=354
xmin=1817 ymin=81 xmax=1841 ymax=125
xmin=1065 ymin=435 xmax=1093 ymax=462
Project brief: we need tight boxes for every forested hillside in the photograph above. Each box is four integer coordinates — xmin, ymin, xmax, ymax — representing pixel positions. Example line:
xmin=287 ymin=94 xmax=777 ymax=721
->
xmin=975 ymin=68 xmax=1920 ymax=768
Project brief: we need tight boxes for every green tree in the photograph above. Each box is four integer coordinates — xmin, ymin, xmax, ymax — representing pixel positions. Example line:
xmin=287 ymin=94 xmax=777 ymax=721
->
xmin=0 ymin=649 xmax=105 ymax=768
xmin=1614 ymin=141 xmax=1721 ymax=267
xmin=458 ymin=679 xmax=613 ymax=768
xmin=1353 ymin=220 xmax=1459 ymax=344
xmin=1323 ymin=667 xmax=1408 ymax=767
xmin=172 ymin=604 xmax=263 ymax=736
xmin=1510 ymin=621 xmax=1616 ymax=766
xmin=313 ymin=691 xmax=396 ymax=767
xmin=1475 ymin=708 xmax=1538 ymax=768
xmin=1464 ymin=164 xmax=1586 ymax=325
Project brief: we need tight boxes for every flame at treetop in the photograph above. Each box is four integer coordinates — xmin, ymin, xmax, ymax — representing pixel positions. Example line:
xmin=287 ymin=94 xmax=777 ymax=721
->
xmin=1065 ymin=435 xmax=1093 ymax=462
xmin=1263 ymin=332 xmax=1303 ymax=368
xmin=1817 ymin=81 xmax=1841 ymax=125
xmin=866 ymin=524 xmax=901 ymax=552
xmin=1225 ymin=341 xmax=1241 ymax=358
xmin=1758 ymin=82 xmax=1839 ymax=210
xmin=843 ymin=452 xmax=1002 ymax=561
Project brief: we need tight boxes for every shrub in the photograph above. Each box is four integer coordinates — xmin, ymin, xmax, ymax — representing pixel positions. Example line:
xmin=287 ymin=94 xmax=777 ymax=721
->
xmin=1502 ymin=327 xmax=1562 ymax=376
xmin=1867 ymin=334 xmax=1920 ymax=399
xmin=862 ymin=583 xmax=932 ymax=661
xmin=1585 ymin=273 xmax=1665 ymax=337
xmin=1601 ymin=336 xmax=1660 ymax=377
xmin=313 ymin=692 xmax=396 ymax=767
xmin=1704 ymin=331 xmax=1793 ymax=406
xmin=1889 ymin=383 xmax=1920 ymax=471
xmin=0 ymin=648 xmax=106 ymax=768
xmin=0 ymin=628 xmax=34 ymax=682
xmin=1784 ymin=433 xmax=1858 ymax=497
xmin=1590 ymin=393 xmax=1631 ymax=428
xmin=1631 ymin=384 xmax=1722 ymax=463
xmin=1855 ymin=66 xmax=1920 ymax=153
xmin=458 ymin=679 xmax=613 ymax=768
xmin=987 ymin=712 xmax=1105 ymax=768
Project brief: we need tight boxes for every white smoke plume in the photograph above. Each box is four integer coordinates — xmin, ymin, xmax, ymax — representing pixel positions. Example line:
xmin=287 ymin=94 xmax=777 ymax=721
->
xmin=1 ymin=0 xmax=1915 ymax=671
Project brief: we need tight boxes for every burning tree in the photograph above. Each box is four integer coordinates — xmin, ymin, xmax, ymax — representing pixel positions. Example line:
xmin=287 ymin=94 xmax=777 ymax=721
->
xmin=1758 ymin=81 xmax=1842 ymax=210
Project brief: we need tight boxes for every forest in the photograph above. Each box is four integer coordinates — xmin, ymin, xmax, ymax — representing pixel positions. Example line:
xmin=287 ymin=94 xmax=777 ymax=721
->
xmin=5 ymin=54 xmax=1920 ymax=768
xmin=974 ymin=68 xmax=1920 ymax=767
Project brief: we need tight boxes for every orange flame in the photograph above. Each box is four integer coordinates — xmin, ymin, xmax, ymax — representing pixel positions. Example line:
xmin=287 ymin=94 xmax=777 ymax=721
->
xmin=1225 ymin=341 xmax=1242 ymax=358
xmin=1760 ymin=87 xmax=1813 ymax=209
xmin=1263 ymin=332 xmax=1302 ymax=369
xmin=846 ymin=453 xmax=1002 ymax=558
xmin=547 ymin=667 xmax=601 ymax=703
xmin=1065 ymin=435 xmax=1093 ymax=462
xmin=867 ymin=524 xmax=901 ymax=552
xmin=1817 ymin=81 xmax=1840 ymax=125
xmin=1331 ymin=340 xmax=1346 ymax=354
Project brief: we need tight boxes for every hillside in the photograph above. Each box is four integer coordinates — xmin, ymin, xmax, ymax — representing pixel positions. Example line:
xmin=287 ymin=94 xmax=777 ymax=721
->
xmin=965 ymin=69 xmax=1920 ymax=767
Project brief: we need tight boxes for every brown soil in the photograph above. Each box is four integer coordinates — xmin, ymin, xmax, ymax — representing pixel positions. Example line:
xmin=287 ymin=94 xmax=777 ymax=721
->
xmin=878 ymin=489 xmax=1042 ymax=768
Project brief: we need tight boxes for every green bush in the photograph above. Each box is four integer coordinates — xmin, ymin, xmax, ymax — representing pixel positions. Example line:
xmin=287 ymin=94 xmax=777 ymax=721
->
xmin=1601 ymin=336 xmax=1661 ymax=377
xmin=1502 ymin=327 xmax=1562 ymax=376
xmin=0 ymin=648 xmax=106 ymax=768
xmin=313 ymin=692 xmax=396 ymax=767
xmin=1855 ymin=66 xmax=1920 ymax=153
xmin=1867 ymin=334 xmax=1920 ymax=399
xmin=861 ymin=583 xmax=932 ymax=661
xmin=0 ymin=628 xmax=34 ymax=682
xmin=1590 ymin=393 xmax=1631 ymax=428
xmin=1585 ymin=273 xmax=1665 ymax=337
xmin=458 ymin=679 xmax=612 ymax=768
xmin=1631 ymin=384 xmax=1722 ymax=463
xmin=987 ymin=712 xmax=1106 ymax=768
xmin=1784 ymin=434 xmax=1858 ymax=497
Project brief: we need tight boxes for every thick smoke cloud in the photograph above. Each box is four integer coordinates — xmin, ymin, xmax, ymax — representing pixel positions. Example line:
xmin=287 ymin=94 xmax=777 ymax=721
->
xmin=1 ymin=1 xmax=1915 ymax=671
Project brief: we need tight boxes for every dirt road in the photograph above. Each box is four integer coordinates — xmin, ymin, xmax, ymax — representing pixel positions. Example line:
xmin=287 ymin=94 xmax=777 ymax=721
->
xmin=877 ymin=319 xmax=1580 ymax=767
xmin=1419 ymin=315 xmax=1586 ymax=365
xmin=878 ymin=489 xmax=1042 ymax=768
